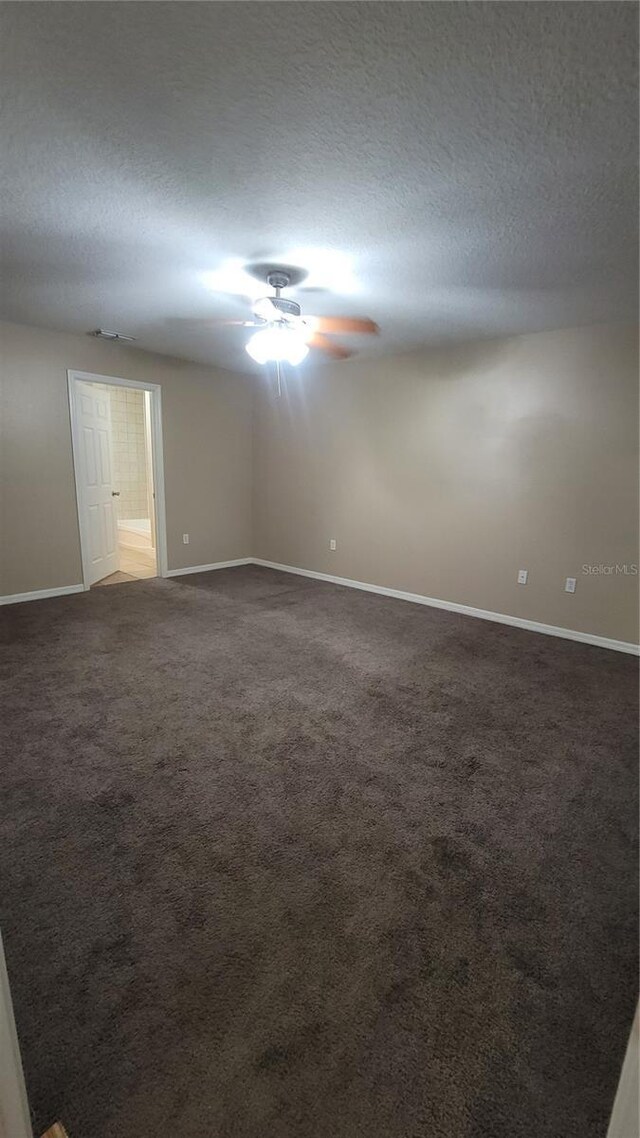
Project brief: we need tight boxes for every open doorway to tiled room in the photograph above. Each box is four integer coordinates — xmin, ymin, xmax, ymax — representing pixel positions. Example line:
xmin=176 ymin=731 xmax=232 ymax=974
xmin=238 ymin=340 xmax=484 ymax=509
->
xmin=94 ymin=385 xmax=157 ymax=586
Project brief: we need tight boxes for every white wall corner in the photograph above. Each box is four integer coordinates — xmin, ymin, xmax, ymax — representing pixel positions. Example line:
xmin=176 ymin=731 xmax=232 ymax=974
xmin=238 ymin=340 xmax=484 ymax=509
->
xmin=606 ymin=1006 xmax=639 ymax=1138
xmin=0 ymin=931 xmax=32 ymax=1138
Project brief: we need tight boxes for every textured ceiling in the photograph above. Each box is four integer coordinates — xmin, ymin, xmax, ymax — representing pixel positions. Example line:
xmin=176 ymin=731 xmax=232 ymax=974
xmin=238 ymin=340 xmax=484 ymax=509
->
xmin=1 ymin=1 xmax=637 ymax=374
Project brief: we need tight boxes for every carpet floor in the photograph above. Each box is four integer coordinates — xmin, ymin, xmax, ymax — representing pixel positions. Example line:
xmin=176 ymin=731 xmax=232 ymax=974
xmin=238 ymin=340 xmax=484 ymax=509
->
xmin=0 ymin=565 xmax=637 ymax=1138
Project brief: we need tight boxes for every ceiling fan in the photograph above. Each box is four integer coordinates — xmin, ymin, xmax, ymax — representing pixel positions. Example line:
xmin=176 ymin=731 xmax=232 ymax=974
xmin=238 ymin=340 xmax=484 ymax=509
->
xmin=186 ymin=268 xmax=379 ymax=365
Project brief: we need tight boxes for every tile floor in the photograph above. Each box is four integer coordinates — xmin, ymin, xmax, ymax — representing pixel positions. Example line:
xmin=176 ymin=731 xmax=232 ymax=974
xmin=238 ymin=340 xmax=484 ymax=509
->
xmin=94 ymin=544 xmax=157 ymax=587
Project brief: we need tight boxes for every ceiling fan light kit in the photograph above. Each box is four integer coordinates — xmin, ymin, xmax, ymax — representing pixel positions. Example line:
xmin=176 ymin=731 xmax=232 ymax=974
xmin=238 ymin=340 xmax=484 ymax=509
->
xmin=195 ymin=263 xmax=379 ymax=369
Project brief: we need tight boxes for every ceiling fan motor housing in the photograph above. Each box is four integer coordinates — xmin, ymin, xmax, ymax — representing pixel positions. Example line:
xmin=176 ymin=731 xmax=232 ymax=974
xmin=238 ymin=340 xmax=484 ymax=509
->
xmin=266 ymin=270 xmax=291 ymax=291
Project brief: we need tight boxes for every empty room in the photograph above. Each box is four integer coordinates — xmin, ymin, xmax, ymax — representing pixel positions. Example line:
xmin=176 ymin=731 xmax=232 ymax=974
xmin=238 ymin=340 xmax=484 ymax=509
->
xmin=0 ymin=4 xmax=638 ymax=1138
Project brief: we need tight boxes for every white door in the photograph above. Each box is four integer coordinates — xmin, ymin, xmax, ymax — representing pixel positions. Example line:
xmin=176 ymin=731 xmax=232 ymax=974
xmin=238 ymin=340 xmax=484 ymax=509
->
xmin=74 ymin=381 xmax=119 ymax=585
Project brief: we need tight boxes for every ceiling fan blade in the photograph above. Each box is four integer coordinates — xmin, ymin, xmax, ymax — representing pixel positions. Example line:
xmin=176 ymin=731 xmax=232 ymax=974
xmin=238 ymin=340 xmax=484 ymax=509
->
xmin=306 ymin=316 xmax=379 ymax=335
xmin=307 ymin=332 xmax=353 ymax=360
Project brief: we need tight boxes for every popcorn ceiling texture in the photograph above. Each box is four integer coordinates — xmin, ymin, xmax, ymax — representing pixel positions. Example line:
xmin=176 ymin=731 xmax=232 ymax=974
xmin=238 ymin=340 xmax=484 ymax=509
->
xmin=0 ymin=2 xmax=637 ymax=374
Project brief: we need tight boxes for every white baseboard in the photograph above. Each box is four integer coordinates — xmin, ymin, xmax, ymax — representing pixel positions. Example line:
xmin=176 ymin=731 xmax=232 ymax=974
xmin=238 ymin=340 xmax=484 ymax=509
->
xmin=2 ymin=563 xmax=637 ymax=656
xmin=0 ymin=583 xmax=84 ymax=607
xmin=165 ymin=558 xmax=252 ymax=578
xmin=252 ymin=559 xmax=640 ymax=656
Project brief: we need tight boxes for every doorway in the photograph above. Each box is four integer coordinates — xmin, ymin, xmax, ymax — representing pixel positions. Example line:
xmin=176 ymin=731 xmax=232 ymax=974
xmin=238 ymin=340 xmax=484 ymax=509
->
xmin=68 ymin=371 xmax=167 ymax=588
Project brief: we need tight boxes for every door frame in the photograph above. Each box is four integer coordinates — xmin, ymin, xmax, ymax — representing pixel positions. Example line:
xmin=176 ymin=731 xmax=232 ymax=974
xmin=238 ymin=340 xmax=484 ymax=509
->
xmin=67 ymin=370 xmax=168 ymax=587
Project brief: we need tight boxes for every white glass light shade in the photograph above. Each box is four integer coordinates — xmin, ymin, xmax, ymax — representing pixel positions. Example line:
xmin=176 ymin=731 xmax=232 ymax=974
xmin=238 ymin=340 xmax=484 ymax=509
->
xmin=245 ymin=325 xmax=309 ymax=366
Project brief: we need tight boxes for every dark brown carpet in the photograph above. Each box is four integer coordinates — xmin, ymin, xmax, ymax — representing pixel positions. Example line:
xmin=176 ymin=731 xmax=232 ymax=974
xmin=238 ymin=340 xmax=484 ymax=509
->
xmin=0 ymin=565 xmax=637 ymax=1138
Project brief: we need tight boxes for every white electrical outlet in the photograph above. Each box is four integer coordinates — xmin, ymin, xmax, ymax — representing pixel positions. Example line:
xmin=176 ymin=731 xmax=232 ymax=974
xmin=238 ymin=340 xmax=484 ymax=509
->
xmin=329 ymin=539 xmax=337 ymax=551
xmin=565 ymin=577 xmax=576 ymax=593
xmin=183 ymin=533 xmax=190 ymax=545
xmin=517 ymin=569 xmax=528 ymax=585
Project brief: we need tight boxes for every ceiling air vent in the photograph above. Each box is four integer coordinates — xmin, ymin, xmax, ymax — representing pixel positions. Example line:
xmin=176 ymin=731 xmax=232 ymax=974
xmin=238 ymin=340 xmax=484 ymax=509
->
xmin=89 ymin=328 xmax=136 ymax=343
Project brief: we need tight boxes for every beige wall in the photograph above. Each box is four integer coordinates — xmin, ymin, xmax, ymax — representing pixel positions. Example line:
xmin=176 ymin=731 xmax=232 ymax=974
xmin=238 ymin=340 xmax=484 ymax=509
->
xmin=0 ymin=321 xmax=252 ymax=594
xmin=2 ymin=319 xmax=637 ymax=644
xmin=253 ymin=324 xmax=639 ymax=644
